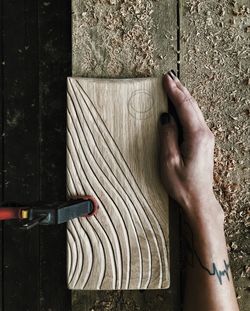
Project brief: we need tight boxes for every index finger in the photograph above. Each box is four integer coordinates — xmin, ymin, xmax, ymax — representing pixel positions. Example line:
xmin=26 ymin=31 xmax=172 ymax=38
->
xmin=163 ymin=72 xmax=206 ymax=133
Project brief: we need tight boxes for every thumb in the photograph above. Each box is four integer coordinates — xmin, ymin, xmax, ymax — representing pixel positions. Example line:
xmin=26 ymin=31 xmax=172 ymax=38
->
xmin=159 ymin=113 xmax=181 ymax=166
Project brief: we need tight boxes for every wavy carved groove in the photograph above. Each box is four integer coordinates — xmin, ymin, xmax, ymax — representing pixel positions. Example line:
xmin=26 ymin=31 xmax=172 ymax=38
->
xmin=67 ymin=77 xmax=170 ymax=290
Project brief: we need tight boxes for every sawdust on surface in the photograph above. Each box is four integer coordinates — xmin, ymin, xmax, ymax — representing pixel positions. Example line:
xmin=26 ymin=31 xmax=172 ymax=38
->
xmin=73 ymin=291 xmax=140 ymax=311
xmin=181 ymin=0 xmax=250 ymax=307
xmin=72 ymin=0 xmax=159 ymax=77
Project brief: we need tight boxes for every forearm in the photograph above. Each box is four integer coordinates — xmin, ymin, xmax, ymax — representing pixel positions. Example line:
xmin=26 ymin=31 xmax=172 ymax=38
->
xmin=160 ymin=72 xmax=239 ymax=310
xmin=182 ymin=199 xmax=239 ymax=311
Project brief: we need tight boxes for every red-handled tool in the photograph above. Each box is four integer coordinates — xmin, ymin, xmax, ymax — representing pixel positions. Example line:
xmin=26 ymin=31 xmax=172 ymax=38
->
xmin=0 ymin=195 xmax=99 ymax=230
xmin=0 ymin=207 xmax=24 ymax=220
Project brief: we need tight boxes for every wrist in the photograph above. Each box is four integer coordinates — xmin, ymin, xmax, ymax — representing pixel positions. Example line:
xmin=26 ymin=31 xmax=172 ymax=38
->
xmin=181 ymin=197 xmax=227 ymax=264
xmin=181 ymin=194 xmax=224 ymax=231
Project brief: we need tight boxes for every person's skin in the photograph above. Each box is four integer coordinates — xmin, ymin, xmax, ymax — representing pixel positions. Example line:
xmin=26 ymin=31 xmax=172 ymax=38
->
xmin=159 ymin=71 xmax=239 ymax=311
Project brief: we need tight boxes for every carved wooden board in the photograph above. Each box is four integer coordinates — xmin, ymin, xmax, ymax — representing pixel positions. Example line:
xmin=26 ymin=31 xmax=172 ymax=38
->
xmin=67 ymin=77 xmax=169 ymax=290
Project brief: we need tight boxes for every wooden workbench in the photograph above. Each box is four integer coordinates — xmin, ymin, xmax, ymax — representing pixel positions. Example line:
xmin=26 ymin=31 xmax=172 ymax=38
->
xmin=0 ymin=0 xmax=181 ymax=310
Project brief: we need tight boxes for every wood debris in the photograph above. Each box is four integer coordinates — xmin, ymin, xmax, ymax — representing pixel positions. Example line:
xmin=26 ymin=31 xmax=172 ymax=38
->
xmin=72 ymin=0 xmax=159 ymax=77
xmin=183 ymin=1 xmax=250 ymax=307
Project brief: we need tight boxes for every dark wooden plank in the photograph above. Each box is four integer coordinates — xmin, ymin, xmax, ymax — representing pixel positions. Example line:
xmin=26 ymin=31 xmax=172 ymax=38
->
xmin=38 ymin=1 xmax=71 ymax=310
xmin=2 ymin=0 xmax=40 ymax=310
xmin=0 ymin=2 xmax=4 ymax=311
xmin=0 ymin=0 xmax=3 ymax=308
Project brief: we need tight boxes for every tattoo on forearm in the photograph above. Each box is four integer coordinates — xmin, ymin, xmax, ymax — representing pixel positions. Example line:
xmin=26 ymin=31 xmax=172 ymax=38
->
xmin=182 ymin=221 xmax=230 ymax=285
xmin=195 ymin=251 xmax=230 ymax=285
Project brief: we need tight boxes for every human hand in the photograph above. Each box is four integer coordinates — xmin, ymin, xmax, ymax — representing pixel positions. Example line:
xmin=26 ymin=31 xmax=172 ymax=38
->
xmin=159 ymin=71 xmax=224 ymax=224
xmin=160 ymin=72 xmax=239 ymax=311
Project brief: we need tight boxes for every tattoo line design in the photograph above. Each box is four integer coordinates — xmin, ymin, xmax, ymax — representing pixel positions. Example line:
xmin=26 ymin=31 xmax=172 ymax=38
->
xmin=182 ymin=221 xmax=230 ymax=285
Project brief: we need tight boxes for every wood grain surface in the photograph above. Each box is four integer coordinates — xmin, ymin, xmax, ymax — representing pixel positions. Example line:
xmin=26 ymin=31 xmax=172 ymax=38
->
xmin=67 ymin=77 xmax=169 ymax=290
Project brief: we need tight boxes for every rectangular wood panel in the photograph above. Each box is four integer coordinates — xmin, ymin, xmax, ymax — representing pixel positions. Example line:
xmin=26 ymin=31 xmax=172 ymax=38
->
xmin=67 ymin=77 xmax=169 ymax=290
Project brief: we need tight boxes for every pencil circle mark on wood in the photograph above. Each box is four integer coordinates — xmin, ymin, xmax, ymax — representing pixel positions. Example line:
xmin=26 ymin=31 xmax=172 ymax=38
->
xmin=128 ymin=90 xmax=154 ymax=120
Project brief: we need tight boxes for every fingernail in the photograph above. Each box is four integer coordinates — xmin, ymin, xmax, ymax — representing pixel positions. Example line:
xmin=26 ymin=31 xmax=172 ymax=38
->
xmin=167 ymin=70 xmax=176 ymax=80
xmin=160 ymin=113 xmax=170 ymax=125
xmin=170 ymin=69 xmax=176 ymax=76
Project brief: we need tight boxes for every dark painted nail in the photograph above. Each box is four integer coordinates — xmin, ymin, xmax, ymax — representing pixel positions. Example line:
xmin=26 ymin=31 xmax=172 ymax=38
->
xmin=170 ymin=69 xmax=176 ymax=76
xmin=167 ymin=70 xmax=176 ymax=80
xmin=160 ymin=113 xmax=170 ymax=125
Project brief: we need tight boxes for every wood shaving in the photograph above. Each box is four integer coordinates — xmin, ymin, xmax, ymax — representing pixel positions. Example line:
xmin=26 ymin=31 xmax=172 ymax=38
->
xmin=182 ymin=1 xmax=250 ymax=308
xmin=72 ymin=0 xmax=159 ymax=77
